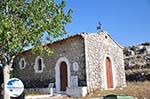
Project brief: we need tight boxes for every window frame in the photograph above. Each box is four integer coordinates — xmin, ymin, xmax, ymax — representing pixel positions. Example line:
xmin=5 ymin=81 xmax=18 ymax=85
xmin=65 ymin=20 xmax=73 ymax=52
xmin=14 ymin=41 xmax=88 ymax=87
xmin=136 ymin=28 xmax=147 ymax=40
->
xmin=19 ymin=58 xmax=26 ymax=69
xmin=34 ymin=56 xmax=45 ymax=73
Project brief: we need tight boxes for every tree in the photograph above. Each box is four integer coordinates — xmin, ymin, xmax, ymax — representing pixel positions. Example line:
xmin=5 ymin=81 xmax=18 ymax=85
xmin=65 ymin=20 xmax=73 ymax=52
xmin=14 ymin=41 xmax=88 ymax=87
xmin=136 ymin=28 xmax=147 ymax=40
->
xmin=0 ymin=0 xmax=72 ymax=68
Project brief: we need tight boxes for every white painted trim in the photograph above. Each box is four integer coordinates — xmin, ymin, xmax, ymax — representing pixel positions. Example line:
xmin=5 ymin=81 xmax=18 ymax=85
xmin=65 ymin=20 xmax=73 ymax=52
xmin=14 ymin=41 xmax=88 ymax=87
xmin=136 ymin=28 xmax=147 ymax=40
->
xmin=103 ymin=54 xmax=116 ymax=90
xmin=19 ymin=58 xmax=26 ymax=69
xmin=34 ymin=56 xmax=45 ymax=73
xmin=55 ymin=57 xmax=71 ymax=93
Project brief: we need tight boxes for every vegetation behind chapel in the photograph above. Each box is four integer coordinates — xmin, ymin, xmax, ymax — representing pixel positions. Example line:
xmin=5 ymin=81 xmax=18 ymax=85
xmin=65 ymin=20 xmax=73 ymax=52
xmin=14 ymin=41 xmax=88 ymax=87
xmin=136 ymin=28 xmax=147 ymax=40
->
xmin=123 ymin=42 xmax=150 ymax=81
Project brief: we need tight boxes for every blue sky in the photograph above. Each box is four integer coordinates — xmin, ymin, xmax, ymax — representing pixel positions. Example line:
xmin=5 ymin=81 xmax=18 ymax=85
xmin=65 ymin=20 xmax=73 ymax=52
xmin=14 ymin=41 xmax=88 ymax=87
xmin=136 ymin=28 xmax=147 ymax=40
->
xmin=64 ymin=0 xmax=150 ymax=46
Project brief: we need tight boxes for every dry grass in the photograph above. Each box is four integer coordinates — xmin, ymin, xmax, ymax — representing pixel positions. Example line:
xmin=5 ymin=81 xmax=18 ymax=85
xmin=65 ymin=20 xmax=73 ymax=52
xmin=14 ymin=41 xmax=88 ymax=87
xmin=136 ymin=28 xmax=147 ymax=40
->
xmin=25 ymin=81 xmax=150 ymax=99
xmin=87 ymin=81 xmax=150 ymax=99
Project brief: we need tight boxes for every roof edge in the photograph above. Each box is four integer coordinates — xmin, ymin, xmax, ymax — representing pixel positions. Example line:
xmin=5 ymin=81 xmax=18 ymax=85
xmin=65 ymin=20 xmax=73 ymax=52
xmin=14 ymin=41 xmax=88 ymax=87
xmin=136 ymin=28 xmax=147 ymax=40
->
xmin=99 ymin=31 xmax=124 ymax=49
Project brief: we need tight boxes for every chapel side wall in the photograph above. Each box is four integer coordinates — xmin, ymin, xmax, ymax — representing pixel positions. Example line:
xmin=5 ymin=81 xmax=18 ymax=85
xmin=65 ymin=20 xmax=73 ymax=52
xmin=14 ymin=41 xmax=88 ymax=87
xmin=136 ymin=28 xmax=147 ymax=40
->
xmin=13 ymin=36 xmax=86 ymax=88
xmin=84 ymin=32 xmax=126 ymax=92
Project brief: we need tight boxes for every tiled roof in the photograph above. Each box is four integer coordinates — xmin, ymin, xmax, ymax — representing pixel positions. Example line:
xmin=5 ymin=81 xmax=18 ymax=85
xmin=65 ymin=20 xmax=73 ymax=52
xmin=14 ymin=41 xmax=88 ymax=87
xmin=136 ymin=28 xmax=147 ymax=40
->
xmin=22 ymin=31 xmax=123 ymax=54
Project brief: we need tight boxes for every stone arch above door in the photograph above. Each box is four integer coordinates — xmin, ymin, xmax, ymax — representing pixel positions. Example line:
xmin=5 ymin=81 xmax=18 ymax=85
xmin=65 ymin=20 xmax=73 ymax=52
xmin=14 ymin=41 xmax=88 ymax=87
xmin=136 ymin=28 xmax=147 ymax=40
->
xmin=55 ymin=57 xmax=71 ymax=92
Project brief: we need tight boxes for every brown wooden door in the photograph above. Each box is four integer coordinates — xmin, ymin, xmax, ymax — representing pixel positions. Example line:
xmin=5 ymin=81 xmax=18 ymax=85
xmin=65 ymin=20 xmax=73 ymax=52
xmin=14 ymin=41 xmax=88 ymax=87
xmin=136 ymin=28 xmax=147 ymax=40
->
xmin=60 ymin=62 xmax=68 ymax=91
xmin=106 ymin=57 xmax=113 ymax=88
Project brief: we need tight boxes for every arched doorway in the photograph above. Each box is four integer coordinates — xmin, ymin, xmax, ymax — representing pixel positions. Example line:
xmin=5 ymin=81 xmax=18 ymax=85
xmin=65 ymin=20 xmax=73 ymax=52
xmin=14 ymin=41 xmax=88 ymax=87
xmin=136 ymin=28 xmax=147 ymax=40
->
xmin=106 ymin=57 xmax=113 ymax=88
xmin=55 ymin=57 xmax=70 ymax=92
xmin=60 ymin=62 xmax=68 ymax=91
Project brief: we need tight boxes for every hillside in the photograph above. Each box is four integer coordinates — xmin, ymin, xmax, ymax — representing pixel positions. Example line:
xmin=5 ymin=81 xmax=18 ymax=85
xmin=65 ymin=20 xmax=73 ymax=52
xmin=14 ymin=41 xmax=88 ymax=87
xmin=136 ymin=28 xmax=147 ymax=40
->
xmin=123 ymin=42 xmax=150 ymax=81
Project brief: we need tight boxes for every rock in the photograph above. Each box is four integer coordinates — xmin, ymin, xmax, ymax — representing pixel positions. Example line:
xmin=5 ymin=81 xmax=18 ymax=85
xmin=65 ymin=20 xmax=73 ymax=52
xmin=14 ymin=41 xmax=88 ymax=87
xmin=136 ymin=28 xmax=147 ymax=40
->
xmin=124 ymin=42 xmax=150 ymax=81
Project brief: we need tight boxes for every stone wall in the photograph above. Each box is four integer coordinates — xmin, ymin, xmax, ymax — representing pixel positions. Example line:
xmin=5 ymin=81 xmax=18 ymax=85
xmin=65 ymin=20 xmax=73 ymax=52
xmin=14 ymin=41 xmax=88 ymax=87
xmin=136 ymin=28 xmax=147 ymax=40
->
xmin=83 ymin=32 xmax=126 ymax=92
xmin=13 ymin=35 xmax=86 ymax=88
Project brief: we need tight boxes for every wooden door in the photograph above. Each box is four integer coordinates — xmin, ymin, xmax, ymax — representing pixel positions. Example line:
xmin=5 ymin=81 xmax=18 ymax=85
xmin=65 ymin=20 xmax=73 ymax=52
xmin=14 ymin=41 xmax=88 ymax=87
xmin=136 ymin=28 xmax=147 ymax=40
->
xmin=106 ymin=57 xmax=113 ymax=88
xmin=60 ymin=62 xmax=68 ymax=91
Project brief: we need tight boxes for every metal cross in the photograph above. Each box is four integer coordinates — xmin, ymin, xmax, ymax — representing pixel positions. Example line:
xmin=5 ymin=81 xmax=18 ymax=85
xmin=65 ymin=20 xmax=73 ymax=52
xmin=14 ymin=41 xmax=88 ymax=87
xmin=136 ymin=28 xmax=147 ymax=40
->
xmin=97 ymin=21 xmax=103 ymax=32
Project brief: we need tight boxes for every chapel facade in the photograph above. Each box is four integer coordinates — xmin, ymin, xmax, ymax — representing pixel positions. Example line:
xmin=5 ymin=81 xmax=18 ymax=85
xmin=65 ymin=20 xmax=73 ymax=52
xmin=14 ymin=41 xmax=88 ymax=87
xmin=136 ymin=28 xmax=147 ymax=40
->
xmin=12 ymin=31 xmax=126 ymax=96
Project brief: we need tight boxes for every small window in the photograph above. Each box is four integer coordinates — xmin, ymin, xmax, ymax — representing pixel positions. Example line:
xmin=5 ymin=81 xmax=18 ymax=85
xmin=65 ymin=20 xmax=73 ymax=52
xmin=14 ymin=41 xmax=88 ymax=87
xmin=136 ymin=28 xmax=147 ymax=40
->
xmin=19 ymin=58 xmax=26 ymax=69
xmin=21 ymin=60 xmax=25 ymax=67
xmin=34 ymin=56 xmax=45 ymax=73
xmin=38 ymin=58 xmax=42 ymax=71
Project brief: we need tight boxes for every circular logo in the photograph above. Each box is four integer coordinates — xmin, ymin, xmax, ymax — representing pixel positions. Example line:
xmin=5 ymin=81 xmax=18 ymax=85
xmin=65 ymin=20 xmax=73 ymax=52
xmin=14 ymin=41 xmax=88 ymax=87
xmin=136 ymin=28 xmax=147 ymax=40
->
xmin=5 ymin=78 xmax=24 ymax=97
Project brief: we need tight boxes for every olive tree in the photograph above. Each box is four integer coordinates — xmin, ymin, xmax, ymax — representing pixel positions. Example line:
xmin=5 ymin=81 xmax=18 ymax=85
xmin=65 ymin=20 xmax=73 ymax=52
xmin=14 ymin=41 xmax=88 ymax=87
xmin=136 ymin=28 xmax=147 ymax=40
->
xmin=0 ymin=0 xmax=72 ymax=67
